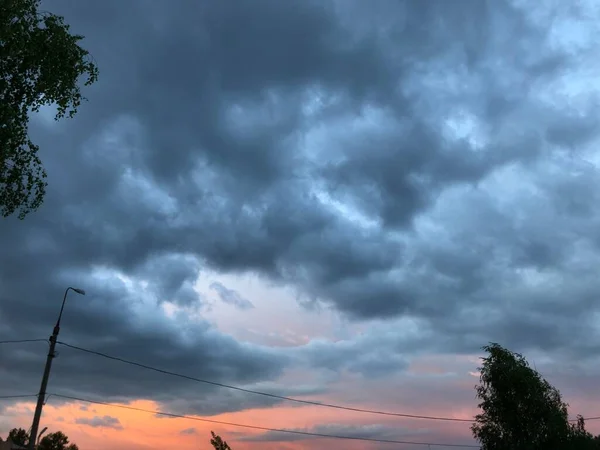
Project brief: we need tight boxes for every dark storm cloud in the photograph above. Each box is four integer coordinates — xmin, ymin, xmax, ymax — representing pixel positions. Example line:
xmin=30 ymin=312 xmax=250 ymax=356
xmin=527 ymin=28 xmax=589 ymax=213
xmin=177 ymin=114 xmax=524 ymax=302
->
xmin=179 ymin=428 xmax=197 ymax=436
xmin=239 ymin=423 xmax=425 ymax=442
xmin=209 ymin=282 xmax=254 ymax=310
xmin=0 ymin=274 xmax=289 ymax=415
xmin=136 ymin=253 xmax=203 ymax=306
xmin=152 ymin=382 xmax=328 ymax=418
xmin=299 ymin=337 xmax=409 ymax=378
xmin=21 ymin=0 xmax=576 ymax=321
xmin=1 ymin=0 xmax=600 ymax=420
xmin=75 ymin=415 xmax=123 ymax=430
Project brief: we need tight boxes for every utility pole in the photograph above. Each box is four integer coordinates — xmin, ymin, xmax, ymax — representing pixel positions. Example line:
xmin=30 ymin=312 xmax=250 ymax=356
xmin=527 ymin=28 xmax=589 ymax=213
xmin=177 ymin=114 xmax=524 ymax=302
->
xmin=28 ymin=287 xmax=85 ymax=450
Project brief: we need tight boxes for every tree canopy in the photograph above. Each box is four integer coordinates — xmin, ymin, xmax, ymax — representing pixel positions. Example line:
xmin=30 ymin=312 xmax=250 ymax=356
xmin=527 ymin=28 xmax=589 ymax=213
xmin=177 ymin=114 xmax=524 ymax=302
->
xmin=5 ymin=429 xmax=78 ymax=450
xmin=38 ymin=431 xmax=78 ymax=450
xmin=210 ymin=431 xmax=232 ymax=450
xmin=0 ymin=0 xmax=98 ymax=219
xmin=472 ymin=343 xmax=600 ymax=450
xmin=7 ymin=428 xmax=28 ymax=446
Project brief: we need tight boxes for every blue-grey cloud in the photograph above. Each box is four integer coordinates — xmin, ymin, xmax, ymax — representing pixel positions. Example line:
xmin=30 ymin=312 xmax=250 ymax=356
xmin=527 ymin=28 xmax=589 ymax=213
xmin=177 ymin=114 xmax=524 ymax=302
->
xmin=179 ymin=428 xmax=197 ymax=436
xmin=239 ymin=423 xmax=428 ymax=442
xmin=0 ymin=0 xmax=599 ymax=432
xmin=75 ymin=415 xmax=123 ymax=430
xmin=209 ymin=281 xmax=254 ymax=310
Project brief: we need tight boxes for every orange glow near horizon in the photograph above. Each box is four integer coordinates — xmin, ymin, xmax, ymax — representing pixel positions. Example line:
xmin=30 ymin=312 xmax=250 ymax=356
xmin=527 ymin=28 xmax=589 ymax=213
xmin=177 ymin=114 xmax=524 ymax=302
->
xmin=3 ymin=355 xmax=600 ymax=450
xmin=4 ymin=388 xmax=600 ymax=450
xmin=2 ymin=397 xmax=475 ymax=450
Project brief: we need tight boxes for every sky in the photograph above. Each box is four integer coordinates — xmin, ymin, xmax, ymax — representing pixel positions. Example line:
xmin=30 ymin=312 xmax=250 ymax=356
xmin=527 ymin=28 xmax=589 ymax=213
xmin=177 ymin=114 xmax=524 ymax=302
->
xmin=2 ymin=0 xmax=600 ymax=449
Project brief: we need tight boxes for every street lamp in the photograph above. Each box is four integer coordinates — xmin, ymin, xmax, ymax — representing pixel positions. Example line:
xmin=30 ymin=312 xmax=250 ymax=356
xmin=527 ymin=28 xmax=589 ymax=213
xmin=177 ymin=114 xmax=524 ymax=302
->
xmin=56 ymin=287 xmax=85 ymax=332
xmin=28 ymin=287 xmax=86 ymax=450
xmin=37 ymin=427 xmax=48 ymax=446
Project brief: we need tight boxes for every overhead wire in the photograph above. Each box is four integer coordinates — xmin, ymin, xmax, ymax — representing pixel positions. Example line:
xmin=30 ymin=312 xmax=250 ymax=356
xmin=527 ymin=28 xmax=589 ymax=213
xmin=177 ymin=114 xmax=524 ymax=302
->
xmin=0 ymin=394 xmax=37 ymax=400
xmin=48 ymin=393 xmax=480 ymax=448
xmin=5 ymin=339 xmax=596 ymax=426
xmin=56 ymin=340 xmax=475 ymax=422
xmin=55 ymin=341 xmax=600 ymax=424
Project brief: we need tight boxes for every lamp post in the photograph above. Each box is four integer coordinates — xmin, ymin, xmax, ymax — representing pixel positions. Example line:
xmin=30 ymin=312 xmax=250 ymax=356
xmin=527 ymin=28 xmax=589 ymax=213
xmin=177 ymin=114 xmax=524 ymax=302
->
xmin=37 ymin=427 xmax=47 ymax=446
xmin=28 ymin=287 xmax=85 ymax=450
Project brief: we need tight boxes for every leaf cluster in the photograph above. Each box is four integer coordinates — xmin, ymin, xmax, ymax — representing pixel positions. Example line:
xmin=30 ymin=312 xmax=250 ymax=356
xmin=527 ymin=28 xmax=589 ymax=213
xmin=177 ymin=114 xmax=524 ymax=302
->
xmin=0 ymin=0 xmax=98 ymax=218
xmin=210 ymin=431 xmax=232 ymax=450
xmin=472 ymin=343 xmax=600 ymax=450
xmin=6 ymin=428 xmax=78 ymax=450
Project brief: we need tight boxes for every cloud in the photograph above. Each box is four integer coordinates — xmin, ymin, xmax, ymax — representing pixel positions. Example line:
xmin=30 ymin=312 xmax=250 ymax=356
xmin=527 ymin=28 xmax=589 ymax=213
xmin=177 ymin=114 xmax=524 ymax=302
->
xmin=209 ymin=282 xmax=254 ymax=310
xmin=179 ymin=428 xmax=197 ymax=436
xmin=75 ymin=415 xmax=123 ymax=430
xmin=1 ymin=1 xmax=600 ymax=445
xmin=239 ymin=423 xmax=427 ymax=442
xmin=298 ymin=333 xmax=410 ymax=378
xmin=0 ymin=265 xmax=290 ymax=416
xmin=159 ymin=381 xmax=329 ymax=418
xmin=136 ymin=253 xmax=203 ymax=307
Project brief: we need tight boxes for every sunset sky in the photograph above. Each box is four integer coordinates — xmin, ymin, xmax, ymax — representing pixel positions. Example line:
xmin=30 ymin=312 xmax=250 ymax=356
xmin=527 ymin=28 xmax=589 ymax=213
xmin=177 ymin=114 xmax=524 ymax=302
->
xmin=3 ymin=0 xmax=600 ymax=449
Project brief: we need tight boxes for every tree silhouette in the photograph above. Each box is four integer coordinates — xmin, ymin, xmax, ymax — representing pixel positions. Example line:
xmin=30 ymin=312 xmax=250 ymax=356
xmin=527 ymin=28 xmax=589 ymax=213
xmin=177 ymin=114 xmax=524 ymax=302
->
xmin=472 ymin=343 xmax=600 ymax=449
xmin=210 ymin=431 xmax=231 ymax=450
xmin=0 ymin=0 xmax=98 ymax=219
xmin=7 ymin=428 xmax=29 ymax=446
xmin=38 ymin=431 xmax=78 ymax=450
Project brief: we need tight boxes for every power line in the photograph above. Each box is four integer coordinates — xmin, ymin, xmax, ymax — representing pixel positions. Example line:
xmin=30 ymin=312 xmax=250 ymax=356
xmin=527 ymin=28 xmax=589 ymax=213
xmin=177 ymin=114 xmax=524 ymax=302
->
xmin=55 ymin=341 xmax=600 ymax=424
xmin=0 ymin=339 xmax=48 ymax=344
xmin=0 ymin=394 xmax=37 ymax=400
xmin=570 ymin=416 xmax=600 ymax=422
xmin=49 ymin=393 xmax=480 ymax=448
xmin=0 ymin=339 xmax=565 ymax=426
xmin=56 ymin=340 xmax=474 ymax=423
